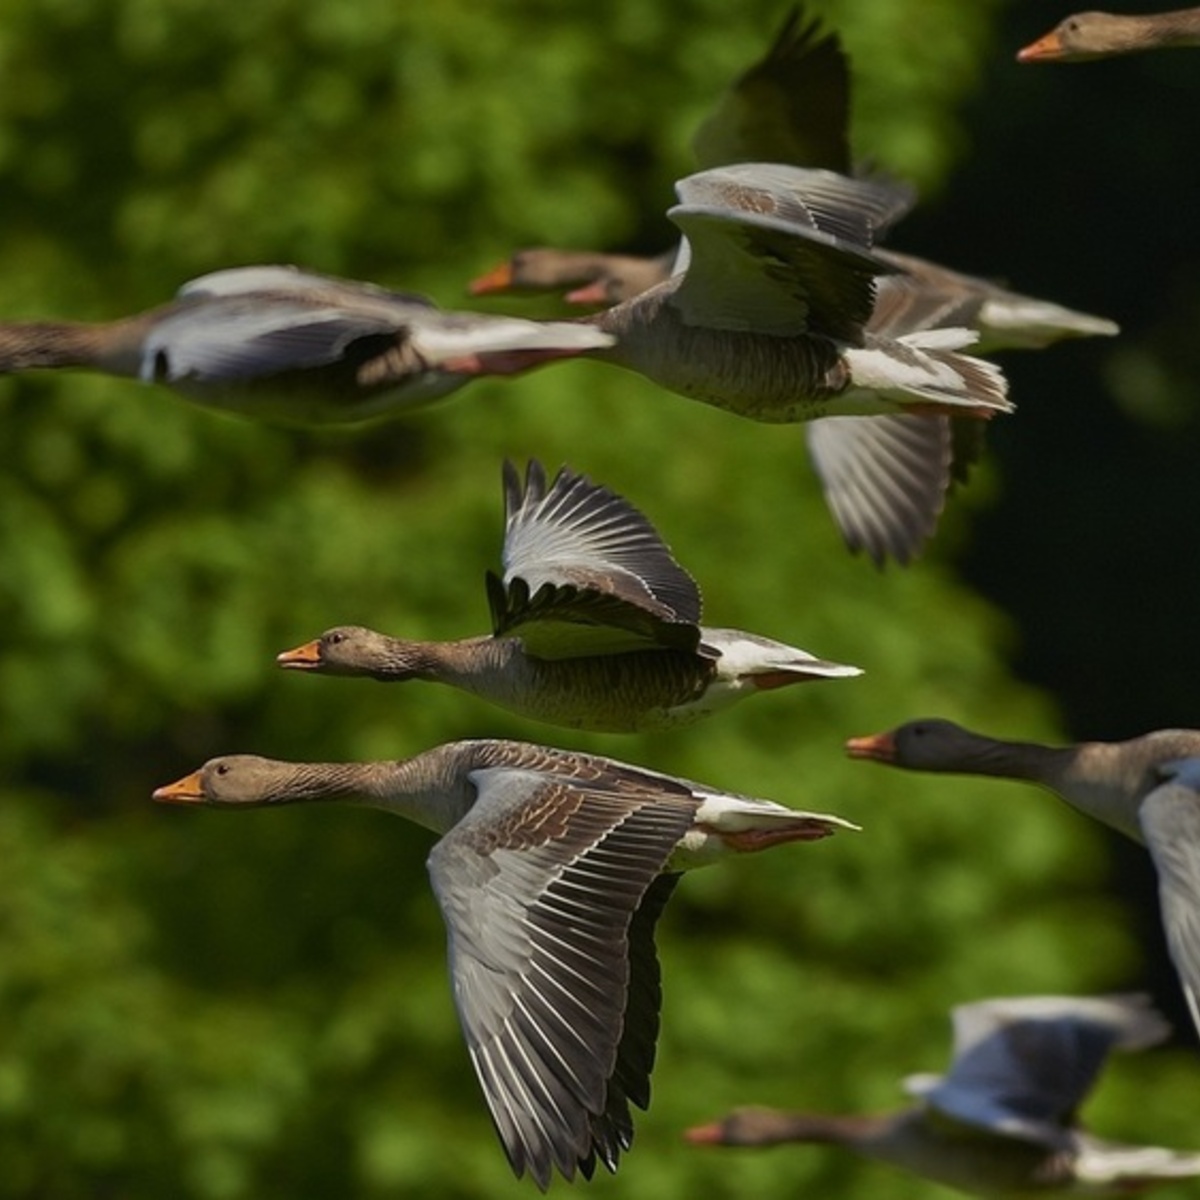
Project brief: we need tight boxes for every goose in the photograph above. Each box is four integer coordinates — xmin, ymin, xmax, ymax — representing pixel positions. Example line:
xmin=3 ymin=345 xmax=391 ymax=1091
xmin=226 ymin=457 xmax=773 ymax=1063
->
xmin=469 ymin=10 xmax=1115 ymax=563
xmin=685 ymin=993 xmax=1200 ymax=1197
xmin=1018 ymin=8 xmax=1200 ymax=61
xmin=152 ymin=741 xmax=858 ymax=1188
xmin=277 ymin=458 xmax=861 ymax=731
xmin=0 ymin=264 xmax=613 ymax=424
xmin=566 ymin=163 xmax=1013 ymax=565
xmin=845 ymin=719 xmax=1200 ymax=1037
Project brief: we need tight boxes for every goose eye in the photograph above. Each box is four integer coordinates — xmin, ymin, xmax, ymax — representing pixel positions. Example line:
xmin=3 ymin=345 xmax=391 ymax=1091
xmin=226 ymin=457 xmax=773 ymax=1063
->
xmin=214 ymin=762 xmax=230 ymax=776
xmin=326 ymin=631 xmax=346 ymax=646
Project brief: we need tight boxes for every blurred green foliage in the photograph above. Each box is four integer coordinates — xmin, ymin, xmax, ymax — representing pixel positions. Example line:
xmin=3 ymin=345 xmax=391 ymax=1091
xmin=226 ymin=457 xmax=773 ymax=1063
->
xmin=0 ymin=0 xmax=1197 ymax=1197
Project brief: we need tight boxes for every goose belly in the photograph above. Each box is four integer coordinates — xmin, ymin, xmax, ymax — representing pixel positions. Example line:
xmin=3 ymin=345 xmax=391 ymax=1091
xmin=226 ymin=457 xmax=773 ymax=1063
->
xmin=505 ymin=652 xmax=718 ymax=733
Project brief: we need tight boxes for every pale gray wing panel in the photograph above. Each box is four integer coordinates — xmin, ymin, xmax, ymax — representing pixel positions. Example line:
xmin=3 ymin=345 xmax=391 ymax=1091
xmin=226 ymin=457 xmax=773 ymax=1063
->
xmin=1141 ymin=775 xmax=1200 ymax=1039
xmin=427 ymin=766 xmax=697 ymax=1186
xmin=143 ymin=300 xmax=400 ymax=384
xmin=805 ymin=414 xmax=951 ymax=565
xmin=925 ymin=994 xmax=1168 ymax=1145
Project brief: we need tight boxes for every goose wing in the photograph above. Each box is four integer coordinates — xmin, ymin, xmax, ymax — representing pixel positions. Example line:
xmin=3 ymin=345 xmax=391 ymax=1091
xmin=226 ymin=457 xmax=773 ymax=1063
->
xmin=427 ymin=758 xmax=699 ymax=1187
xmin=805 ymin=414 xmax=953 ymax=566
xmin=177 ymin=264 xmax=435 ymax=308
xmin=667 ymin=163 xmax=909 ymax=341
xmin=910 ymin=994 xmax=1169 ymax=1146
xmin=489 ymin=460 xmax=704 ymax=659
xmin=691 ymin=8 xmax=852 ymax=173
xmin=1140 ymin=760 xmax=1200 ymax=1039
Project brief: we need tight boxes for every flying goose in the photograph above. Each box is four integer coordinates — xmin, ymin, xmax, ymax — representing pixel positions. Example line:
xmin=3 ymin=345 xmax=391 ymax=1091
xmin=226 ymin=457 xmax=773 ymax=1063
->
xmin=846 ymin=719 xmax=1200 ymax=1038
xmin=0 ymin=264 xmax=613 ymax=424
xmin=1018 ymin=8 xmax=1200 ymax=61
xmin=277 ymin=459 xmax=861 ymax=731
xmin=686 ymin=993 xmax=1200 ymax=1197
xmin=152 ymin=740 xmax=857 ymax=1187
xmin=564 ymin=163 xmax=1013 ymax=565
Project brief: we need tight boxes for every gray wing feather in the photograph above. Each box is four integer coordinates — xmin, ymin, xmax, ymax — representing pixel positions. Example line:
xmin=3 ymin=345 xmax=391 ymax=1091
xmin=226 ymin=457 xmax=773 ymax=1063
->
xmin=667 ymin=167 xmax=906 ymax=341
xmin=919 ymin=994 xmax=1169 ymax=1146
xmin=143 ymin=299 xmax=403 ymax=384
xmin=491 ymin=461 xmax=702 ymax=657
xmin=675 ymin=164 xmax=913 ymax=252
xmin=1140 ymin=766 xmax=1200 ymax=1039
xmin=178 ymin=264 xmax=435 ymax=308
xmin=805 ymin=414 xmax=952 ymax=565
xmin=427 ymin=766 xmax=697 ymax=1187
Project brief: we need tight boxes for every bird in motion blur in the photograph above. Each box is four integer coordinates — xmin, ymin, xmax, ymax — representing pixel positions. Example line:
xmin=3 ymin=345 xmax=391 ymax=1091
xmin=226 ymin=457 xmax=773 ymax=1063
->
xmin=686 ymin=993 xmax=1200 ymax=1197
xmin=0 ymin=264 xmax=613 ymax=424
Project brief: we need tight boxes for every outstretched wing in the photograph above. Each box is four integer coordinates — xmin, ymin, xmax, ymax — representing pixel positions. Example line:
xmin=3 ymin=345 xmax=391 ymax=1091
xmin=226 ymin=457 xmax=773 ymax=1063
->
xmin=489 ymin=460 xmax=703 ymax=658
xmin=669 ymin=164 xmax=908 ymax=341
xmin=805 ymin=414 xmax=952 ymax=566
xmin=1140 ymin=763 xmax=1200 ymax=1040
xmin=427 ymin=762 xmax=698 ymax=1187
xmin=914 ymin=993 xmax=1170 ymax=1147
xmin=143 ymin=296 xmax=408 ymax=386
xmin=691 ymin=8 xmax=853 ymax=173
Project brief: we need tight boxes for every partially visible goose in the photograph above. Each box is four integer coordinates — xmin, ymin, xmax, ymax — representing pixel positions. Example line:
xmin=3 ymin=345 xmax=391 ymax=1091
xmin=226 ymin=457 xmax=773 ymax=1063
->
xmin=0 ymin=265 xmax=613 ymax=424
xmin=1018 ymin=8 xmax=1200 ymax=61
xmin=470 ymin=7 xmax=852 ymax=307
xmin=475 ymin=241 xmax=1118 ymax=350
xmin=278 ymin=459 xmax=860 ymax=731
xmin=152 ymin=741 xmax=857 ymax=1188
xmin=845 ymin=719 xmax=1200 ymax=1036
xmin=470 ymin=248 xmax=681 ymax=309
xmin=685 ymin=993 xmax=1200 ymax=1197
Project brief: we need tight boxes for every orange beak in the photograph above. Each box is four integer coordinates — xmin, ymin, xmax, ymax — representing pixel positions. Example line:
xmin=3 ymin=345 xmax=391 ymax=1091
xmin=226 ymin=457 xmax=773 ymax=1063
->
xmin=152 ymin=770 xmax=206 ymax=805
xmin=1016 ymin=30 xmax=1066 ymax=62
xmin=681 ymin=1122 xmax=724 ymax=1146
xmin=468 ymin=260 xmax=516 ymax=296
xmin=276 ymin=639 xmax=323 ymax=670
xmin=844 ymin=731 xmax=897 ymax=763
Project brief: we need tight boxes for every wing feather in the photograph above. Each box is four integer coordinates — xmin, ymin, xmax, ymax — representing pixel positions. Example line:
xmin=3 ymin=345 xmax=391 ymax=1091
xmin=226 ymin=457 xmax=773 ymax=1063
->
xmin=427 ymin=767 xmax=698 ymax=1187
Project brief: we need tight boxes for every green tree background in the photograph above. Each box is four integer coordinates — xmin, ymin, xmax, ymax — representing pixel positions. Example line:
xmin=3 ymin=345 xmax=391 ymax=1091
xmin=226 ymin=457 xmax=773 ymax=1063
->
xmin=0 ymin=0 xmax=1197 ymax=1196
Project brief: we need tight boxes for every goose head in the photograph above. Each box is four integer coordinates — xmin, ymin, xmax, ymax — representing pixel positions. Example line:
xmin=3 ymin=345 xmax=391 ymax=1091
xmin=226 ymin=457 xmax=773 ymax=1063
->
xmin=152 ymin=755 xmax=298 ymax=806
xmin=276 ymin=626 xmax=426 ymax=681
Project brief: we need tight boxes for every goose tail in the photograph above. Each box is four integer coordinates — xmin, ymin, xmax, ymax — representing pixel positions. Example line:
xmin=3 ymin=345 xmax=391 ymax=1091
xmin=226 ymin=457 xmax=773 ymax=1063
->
xmin=845 ymin=329 xmax=1012 ymax=416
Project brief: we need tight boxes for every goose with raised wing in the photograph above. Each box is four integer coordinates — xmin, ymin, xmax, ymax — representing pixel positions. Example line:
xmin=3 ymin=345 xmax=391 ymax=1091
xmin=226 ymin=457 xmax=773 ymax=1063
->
xmin=1018 ymin=8 xmax=1200 ymax=61
xmin=564 ymin=163 xmax=1012 ymax=564
xmin=153 ymin=740 xmax=856 ymax=1188
xmin=278 ymin=459 xmax=860 ymax=731
xmin=686 ymin=993 xmax=1200 ymax=1197
xmin=846 ymin=719 xmax=1200 ymax=1037
xmin=0 ymin=265 xmax=613 ymax=424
